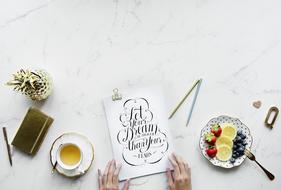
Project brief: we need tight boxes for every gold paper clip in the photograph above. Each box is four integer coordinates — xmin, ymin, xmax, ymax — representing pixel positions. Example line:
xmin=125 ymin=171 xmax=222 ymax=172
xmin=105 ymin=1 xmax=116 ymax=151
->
xmin=112 ymin=88 xmax=122 ymax=101
xmin=265 ymin=106 xmax=279 ymax=129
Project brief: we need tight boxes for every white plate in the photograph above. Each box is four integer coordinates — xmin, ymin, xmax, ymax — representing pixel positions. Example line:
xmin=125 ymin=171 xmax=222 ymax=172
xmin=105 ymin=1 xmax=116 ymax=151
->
xmin=199 ymin=115 xmax=253 ymax=168
xmin=50 ymin=133 xmax=94 ymax=177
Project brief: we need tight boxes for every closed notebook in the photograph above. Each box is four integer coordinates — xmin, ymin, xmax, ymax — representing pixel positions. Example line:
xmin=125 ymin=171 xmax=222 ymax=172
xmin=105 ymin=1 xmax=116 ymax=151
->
xmin=12 ymin=107 xmax=54 ymax=155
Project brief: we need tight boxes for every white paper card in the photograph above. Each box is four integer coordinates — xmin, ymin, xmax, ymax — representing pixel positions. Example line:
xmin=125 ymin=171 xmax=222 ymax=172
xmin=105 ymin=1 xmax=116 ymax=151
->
xmin=103 ymin=86 xmax=174 ymax=181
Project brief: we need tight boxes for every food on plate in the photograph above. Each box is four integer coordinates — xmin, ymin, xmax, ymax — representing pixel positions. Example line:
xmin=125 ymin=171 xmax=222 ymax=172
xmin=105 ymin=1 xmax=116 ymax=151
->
xmin=211 ymin=124 xmax=222 ymax=137
xmin=204 ymin=122 xmax=248 ymax=163
xmin=205 ymin=133 xmax=217 ymax=145
xmin=216 ymin=136 xmax=233 ymax=149
xmin=230 ymin=130 xmax=248 ymax=164
xmin=206 ymin=146 xmax=217 ymax=158
xmin=216 ymin=145 xmax=232 ymax=161
xmin=221 ymin=123 xmax=237 ymax=140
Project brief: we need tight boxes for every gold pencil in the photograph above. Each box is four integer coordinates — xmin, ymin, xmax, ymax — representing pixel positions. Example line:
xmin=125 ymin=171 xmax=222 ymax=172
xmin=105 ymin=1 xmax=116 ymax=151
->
xmin=168 ymin=79 xmax=200 ymax=119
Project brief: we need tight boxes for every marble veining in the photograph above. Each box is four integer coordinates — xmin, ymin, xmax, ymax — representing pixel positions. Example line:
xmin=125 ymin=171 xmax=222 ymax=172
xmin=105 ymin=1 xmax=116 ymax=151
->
xmin=1 ymin=0 xmax=281 ymax=190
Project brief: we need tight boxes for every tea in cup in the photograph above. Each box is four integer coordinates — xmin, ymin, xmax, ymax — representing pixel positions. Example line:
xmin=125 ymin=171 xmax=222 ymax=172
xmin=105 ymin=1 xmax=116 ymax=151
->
xmin=57 ymin=143 xmax=82 ymax=170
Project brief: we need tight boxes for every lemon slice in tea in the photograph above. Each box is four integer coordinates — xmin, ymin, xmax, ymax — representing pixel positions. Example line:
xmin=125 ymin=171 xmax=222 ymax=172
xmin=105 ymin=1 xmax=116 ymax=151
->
xmin=216 ymin=145 xmax=232 ymax=161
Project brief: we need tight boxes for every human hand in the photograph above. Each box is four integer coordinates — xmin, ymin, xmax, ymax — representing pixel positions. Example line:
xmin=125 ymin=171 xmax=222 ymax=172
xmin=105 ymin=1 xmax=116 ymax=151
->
xmin=166 ymin=153 xmax=192 ymax=190
xmin=98 ymin=160 xmax=130 ymax=190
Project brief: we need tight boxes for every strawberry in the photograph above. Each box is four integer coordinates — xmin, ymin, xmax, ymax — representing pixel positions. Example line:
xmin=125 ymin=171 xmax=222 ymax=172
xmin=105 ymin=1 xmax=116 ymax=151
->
xmin=206 ymin=146 xmax=217 ymax=158
xmin=205 ymin=133 xmax=217 ymax=145
xmin=211 ymin=124 xmax=222 ymax=137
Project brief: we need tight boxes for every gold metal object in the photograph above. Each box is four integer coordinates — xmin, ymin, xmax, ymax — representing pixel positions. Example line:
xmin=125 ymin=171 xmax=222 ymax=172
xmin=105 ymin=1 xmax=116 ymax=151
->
xmin=169 ymin=79 xmax=201 ymax=119
xmin=2 ymin=127 xmax=13 ymax=166
xmin=112 ymin=88 xmax=122 ymax=101
xmin=244 ymin=149 xmax=275 ymax=180
xmin=51 ymin=161 xmax=57 ymax=174
xmin=264 ymin=106 xmax=279 ymax=128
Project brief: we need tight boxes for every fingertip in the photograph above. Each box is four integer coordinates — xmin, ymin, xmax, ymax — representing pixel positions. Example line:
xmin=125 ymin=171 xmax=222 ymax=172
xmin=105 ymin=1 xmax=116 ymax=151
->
xmin=165 ymin=169 xmax=170 ymax=176
xmin=117 ymin=163 xmax=122 ymax=169
xmin=107 ymin=160 xmax=111 ymax=166
xmin=123 ymin=179 xmax=130 ymax=190
xmin=168 ymin=155 xmax=173 ymax=161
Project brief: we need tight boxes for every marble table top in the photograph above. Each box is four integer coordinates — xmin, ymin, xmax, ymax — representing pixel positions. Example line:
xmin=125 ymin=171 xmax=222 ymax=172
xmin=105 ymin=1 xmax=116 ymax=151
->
xmin=0 ymin=0 xmax=281 ymax=189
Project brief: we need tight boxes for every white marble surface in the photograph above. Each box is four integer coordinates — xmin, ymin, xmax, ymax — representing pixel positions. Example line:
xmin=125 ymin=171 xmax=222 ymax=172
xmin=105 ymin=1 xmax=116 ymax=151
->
xmin=1 ymin=0 xmax=281 ymax=189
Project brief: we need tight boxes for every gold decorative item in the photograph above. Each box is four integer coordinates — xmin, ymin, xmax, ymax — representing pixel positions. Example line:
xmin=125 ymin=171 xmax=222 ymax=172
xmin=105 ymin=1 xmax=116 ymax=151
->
xmin=252 ymin=100 xmax=262 ymax=109
xmin=264 ymin=106 xmax=279 ymax=129
xmin=6 ymin=69 xmax=53 ymax=101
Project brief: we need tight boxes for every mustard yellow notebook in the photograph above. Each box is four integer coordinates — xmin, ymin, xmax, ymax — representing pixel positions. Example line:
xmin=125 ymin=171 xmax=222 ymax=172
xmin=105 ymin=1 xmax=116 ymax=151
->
xmin=12 ymin=107 xmax=54 ymax=155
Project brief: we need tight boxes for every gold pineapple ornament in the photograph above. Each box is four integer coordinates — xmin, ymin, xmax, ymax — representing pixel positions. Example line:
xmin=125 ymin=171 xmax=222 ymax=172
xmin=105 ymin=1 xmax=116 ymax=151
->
xmin=6 ymin=69 xmax=53 ymax=101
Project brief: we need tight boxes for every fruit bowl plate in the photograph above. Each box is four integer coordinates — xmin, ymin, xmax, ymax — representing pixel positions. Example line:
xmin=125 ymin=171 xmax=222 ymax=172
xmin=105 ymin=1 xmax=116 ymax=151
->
xmin=199 ymin=115 xmax=253 ymax=168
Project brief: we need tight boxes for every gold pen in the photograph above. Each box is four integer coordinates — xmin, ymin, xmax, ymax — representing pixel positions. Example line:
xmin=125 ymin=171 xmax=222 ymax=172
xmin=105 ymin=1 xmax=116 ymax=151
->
xmin=2 ymin=127 xmax=13 ymax=166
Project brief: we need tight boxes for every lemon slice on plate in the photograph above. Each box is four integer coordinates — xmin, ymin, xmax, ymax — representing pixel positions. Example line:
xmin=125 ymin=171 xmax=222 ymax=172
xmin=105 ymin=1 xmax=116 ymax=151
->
xmin=216 ymin=145 xmax=232 ymax=161
xmin=221 ymin=123 xmax=237 ymax=140
xmin=216 ymin=136 xmax=233 ymax=148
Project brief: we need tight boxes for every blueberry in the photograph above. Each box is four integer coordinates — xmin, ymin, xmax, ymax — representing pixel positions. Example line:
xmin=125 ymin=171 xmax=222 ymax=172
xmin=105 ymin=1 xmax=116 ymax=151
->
xmin=238 ymin=147 xmax=244 ymax=153
xmin=230 ymin=158 xmax=235 ymax=163
xmin=236 ymin=136 xmax=242 ymax=142
xmin=241 ymin=134 xmax=246 ymax=139
xmin=237 ymin=143 xmax=242 ymax=147
xmin=233 ymin=139 xmax=237 ymax=143
xmin=237 ymin=130 xmax=242 ymax=136
xmin=233 ymin=144 xmax=237 ymax=149
xmin=233 ymin=154 xmax=238 ymax=158
xmin=242 ymin=141 xmax=247 ymax=146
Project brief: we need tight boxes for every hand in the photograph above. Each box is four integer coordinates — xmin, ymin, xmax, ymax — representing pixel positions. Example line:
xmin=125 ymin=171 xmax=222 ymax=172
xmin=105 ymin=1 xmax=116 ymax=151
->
xmin=98 ymin=160 xmax=130 ymax=190
xmin=166 ymin=153 xmax=192 ymax=190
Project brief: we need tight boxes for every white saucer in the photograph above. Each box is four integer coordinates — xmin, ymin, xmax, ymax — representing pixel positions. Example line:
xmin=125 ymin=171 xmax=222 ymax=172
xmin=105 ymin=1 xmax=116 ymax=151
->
xmin=50 ymin=133 xmax=94 ymax=177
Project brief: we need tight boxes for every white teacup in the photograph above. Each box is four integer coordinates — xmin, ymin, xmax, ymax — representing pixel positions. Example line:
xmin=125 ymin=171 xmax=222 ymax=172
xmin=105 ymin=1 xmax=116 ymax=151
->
xmin=57 ymin=143 xmax=83 ymax=170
